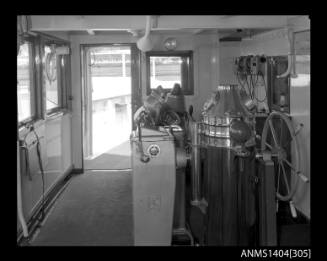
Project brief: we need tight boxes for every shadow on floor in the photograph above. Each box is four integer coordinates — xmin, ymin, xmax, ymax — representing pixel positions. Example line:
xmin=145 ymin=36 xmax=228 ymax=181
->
xmin=84 ymin=140 xmax=131 ymax=170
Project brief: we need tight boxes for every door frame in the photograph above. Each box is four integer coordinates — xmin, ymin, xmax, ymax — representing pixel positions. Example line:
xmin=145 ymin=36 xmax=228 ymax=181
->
xmin=80 ymin=43 xmax=141 ymax=163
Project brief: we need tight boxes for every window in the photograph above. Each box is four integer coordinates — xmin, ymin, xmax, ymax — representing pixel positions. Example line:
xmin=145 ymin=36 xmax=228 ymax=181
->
xmin=146 ymin=51 xmax=194 ymax=95
xmin=17 ymin=33 xmax=71 ymax=125
xmin=90 ymin=47 xmax=131 ymax=77
xmin=17 ymin=41 xmax=34 ymax=122
xmin=291 ymin=30 xmax=310 ymax=90
xmin=44 ymin=45 xmax=60 ymax=112
xmin=59 ymin=54 xmax=71 ymax=110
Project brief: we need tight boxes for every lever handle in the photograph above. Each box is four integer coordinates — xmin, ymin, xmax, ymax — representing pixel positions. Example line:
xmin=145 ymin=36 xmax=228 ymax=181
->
xmin=294 ymin=123 xmax=304 ymax=136
xmin=276 ymin=200 xmax=279 ymax=213
xmin=297 ymin=171 xmax=309 ymax=183
xmin=289 ymin=201 xmax=297 ymax=218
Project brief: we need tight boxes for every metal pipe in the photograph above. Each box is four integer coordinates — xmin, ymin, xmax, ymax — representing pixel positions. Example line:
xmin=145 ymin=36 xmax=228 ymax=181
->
xmin=190 ymin=122 xmax=201 ymax=204
xmin=277 ymin=54 xmax=292 ymax=79
xmin=277 ymin=28 xmax=297 ymax=79
xmin=17 ymin=140 xmax=29 ymax=238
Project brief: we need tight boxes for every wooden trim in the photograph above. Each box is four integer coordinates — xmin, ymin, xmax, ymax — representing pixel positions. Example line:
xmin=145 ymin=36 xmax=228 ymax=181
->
xmin=131 ymin=43 xmax=142 ymax=130
xmin=45 ymin=110 xmax=64 ymax=121
xmin=36 ymin=32 xmax=70 ymax=45
xmin=80 ymin=43 xmax=132 ymax=48
xmin=71 ymin=168 xmax=84 ymax=174
xmin=146 ymin=50 xmax=193 ymax=56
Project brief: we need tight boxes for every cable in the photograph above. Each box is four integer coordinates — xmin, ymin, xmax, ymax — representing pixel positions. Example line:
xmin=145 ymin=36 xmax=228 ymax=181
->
xmin=249 ymin=75 xmax=254 ymax=99
xmin=30 ymin=127 xmax=46 ymax=221
xmin=18 ymin=123 xmax=46 ymax=229
xmin=245 ymin=75 xmax=254 ymax=100
xmin=20 ymin=140 xmax=32 ymax=180
xmin=234 ymin=58 xmax=248 ymax=95
xmin=236 ymin=72 xmax=251 ymax=99
xmin=251 ymin=74 xmax=257 ymax=99
xmin=253 ymin=71 xmax=267 ymax=103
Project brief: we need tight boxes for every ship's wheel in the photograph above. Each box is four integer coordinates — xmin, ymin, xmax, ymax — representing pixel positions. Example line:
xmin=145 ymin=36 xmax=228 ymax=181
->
xmin=160 ymin=110 xmax=181 ymax=126
xmin=261 ymin=111 xmax=308 ymax=209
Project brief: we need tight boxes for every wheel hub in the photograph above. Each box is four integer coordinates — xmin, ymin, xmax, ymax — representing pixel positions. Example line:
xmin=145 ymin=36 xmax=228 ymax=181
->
xmin=276 ymin=147 xmax=287 ymax=162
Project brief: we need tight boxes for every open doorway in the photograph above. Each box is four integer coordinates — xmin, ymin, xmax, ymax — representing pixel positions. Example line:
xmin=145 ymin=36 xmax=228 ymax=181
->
xmin=82 ymin=44 xmax=140 ymax=170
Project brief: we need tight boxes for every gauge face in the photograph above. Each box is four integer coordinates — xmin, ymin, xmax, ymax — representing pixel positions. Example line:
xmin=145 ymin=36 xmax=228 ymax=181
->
xmin=147 ymin=144 xmax=160 ymax=157
xmin=230 ymin=119 xmax=252 ymax=143
xmin=46 ymin=52 xmax=57 ymax=82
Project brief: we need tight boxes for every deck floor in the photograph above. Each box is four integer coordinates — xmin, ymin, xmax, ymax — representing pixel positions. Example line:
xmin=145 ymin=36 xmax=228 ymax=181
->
xmin=30 ymin=170 xmax=133 ymax=246
xmin=84 ymin=141 xmax=131 ymax=170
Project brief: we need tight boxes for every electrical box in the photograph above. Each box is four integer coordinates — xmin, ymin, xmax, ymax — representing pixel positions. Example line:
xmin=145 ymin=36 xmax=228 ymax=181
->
xmin=267 ymin=56 xmax=290 ymax=113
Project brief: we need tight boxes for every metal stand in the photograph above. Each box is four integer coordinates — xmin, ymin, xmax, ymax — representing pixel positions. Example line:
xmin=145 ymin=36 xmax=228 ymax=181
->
xmin=257 ymin=152 xmax=277 ymax=246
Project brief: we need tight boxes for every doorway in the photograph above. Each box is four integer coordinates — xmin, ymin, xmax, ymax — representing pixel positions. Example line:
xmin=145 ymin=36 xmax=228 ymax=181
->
xmin=82 ymin=44 xmax=141 ymax=170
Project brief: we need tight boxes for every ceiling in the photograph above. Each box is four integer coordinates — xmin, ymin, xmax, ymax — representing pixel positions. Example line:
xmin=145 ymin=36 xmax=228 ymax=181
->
xmin=42 ymin=28 xmax=274 ymax=41
xmin=31 ymin=16 xmax=301 ymax=41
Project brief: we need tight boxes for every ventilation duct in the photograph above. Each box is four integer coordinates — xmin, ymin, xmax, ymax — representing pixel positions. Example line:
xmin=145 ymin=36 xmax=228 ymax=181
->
xmin=136 ymin=16 xmax=154 ymax=52
xmin=277 ymin=28 xmax=297 ymax=78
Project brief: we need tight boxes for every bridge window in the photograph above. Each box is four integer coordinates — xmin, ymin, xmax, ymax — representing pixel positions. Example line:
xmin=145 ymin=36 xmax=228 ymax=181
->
xmin=17 ymin=41 xmax=34 ymax=123
xmin=17 ymin=33 xmax=71 ymax=125
xmin=146 ymin=51 xmax=194 ymax=95
xmin=44 ymin=45 xmax=60 ymax=112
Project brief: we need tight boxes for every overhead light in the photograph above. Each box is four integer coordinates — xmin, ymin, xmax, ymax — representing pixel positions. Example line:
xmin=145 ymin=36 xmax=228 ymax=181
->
xmin=164 ymin=38 xmax=177 ymax=50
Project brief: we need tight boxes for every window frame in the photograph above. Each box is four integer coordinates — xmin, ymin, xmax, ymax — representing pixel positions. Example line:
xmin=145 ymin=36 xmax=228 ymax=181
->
xmin=17 ymin=36 xmax=37 ymax=127
xmin=43 ymin=42 xmax=62 ymax=114
xmin=41 ymin=36 xmax=71 ymax=116
xmin=59 ymin=54 xmax=71 ymax=110
xmin=145 ymin=51 xmax=194 ymax=95
xmin=17 ymin=32 xmax=71 ymax=128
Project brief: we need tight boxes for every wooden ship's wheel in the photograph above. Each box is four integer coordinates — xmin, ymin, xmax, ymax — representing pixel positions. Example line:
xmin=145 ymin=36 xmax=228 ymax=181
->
xmin=160 ymin=110 xmax=181 ymax=126
xmin=261 ymin=111 xmax=309 ymax=217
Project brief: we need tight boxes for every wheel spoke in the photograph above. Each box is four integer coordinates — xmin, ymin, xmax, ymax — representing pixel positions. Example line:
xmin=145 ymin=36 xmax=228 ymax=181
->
xmin=283 ymin=137 xmax=293 ymax=150
xmin=276 ymin=163 xmax=281 ymax=192
xmin=280 ymin=162 xmax=290 ymax=194
xmin=283 ymin=159 xmax=297 ymax=172
xmin=280 ymin=118 xmax=283 ymax=143
xmin=265 ymin=142 xmax=273 ymax=150
xmin=268 ymin=119 xmax=279 ymax=147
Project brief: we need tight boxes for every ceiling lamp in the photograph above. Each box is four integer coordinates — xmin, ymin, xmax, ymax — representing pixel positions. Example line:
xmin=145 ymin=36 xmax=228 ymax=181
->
xmin=164 ymin=37 xmax=177 ymax=50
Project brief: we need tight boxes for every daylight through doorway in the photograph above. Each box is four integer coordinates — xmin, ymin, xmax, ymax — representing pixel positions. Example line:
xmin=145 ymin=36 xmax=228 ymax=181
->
xmin=83 ymin=45 xmax=132 ymax=170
